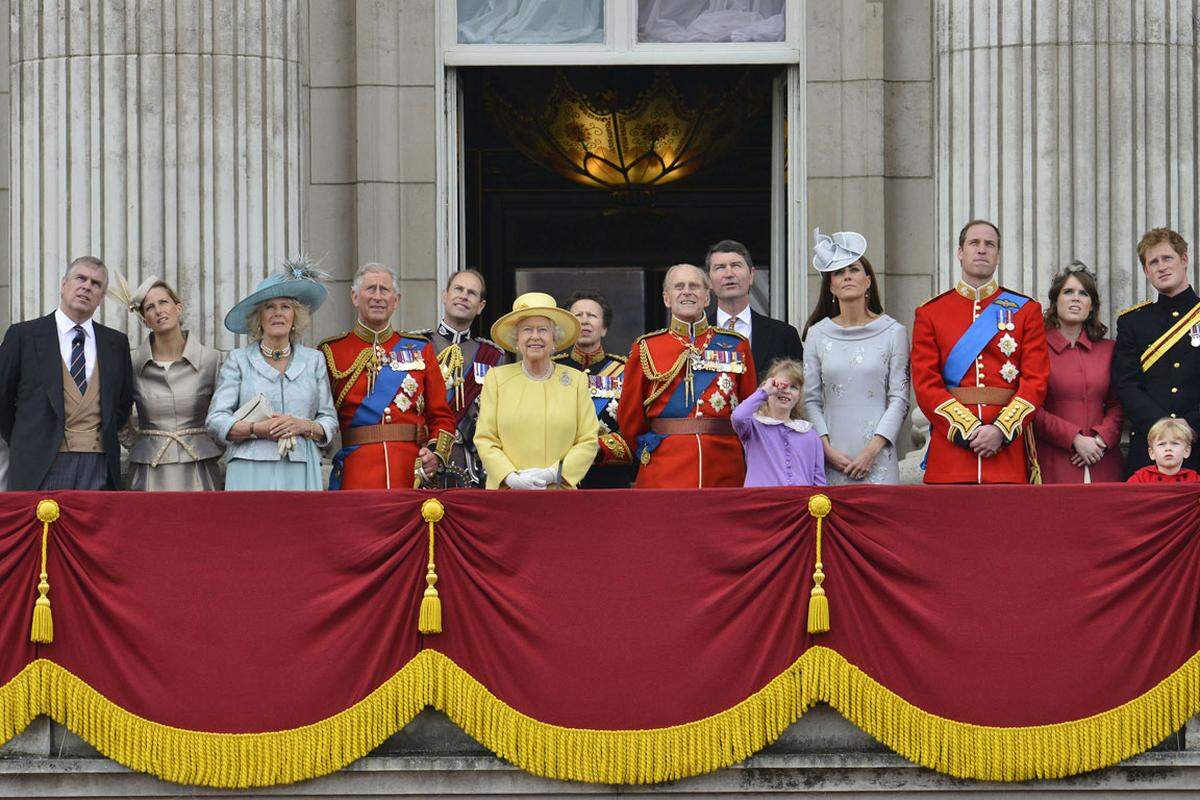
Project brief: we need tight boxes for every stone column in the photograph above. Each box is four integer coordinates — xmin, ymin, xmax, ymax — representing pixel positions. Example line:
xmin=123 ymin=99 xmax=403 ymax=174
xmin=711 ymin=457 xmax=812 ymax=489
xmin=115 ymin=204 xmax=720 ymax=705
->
xmin=10 ymin=0 xmax=305 ymax=350
xmin=936 ymin=1 xmax=1198 ymax=319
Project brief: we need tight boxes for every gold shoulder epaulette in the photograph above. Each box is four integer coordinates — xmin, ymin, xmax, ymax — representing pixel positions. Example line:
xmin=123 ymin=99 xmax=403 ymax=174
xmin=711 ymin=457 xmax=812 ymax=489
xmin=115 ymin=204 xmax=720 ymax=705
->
xmin=1118 ymin=299 xmax=1152 ymax=317
xmin=398 ymin=329 xmax=431 ymax=341
xmin=918 ymin=289 xmax=955 ymax=308
xmin=607 ymin=352 xmax=628 ymax=364
xmin=552 ymin=352 xmax=569 ymax=361
xmin=1002 ymin=288 xmax=1034 ymax=301
xmin=713 ymin=326 xmax=747 ymax=341
xmin=634 ymin=328 xmax=667 ymax=345
xmin=477 ymin=336 xmax=502 ymax=350
xmin=318 ymin=331 xmax=349 ymax=347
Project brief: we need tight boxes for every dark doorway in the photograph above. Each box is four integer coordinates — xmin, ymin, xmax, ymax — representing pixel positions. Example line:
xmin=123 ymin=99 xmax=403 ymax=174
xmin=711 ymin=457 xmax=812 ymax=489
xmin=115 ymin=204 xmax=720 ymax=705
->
xmin=461 ymin=65 xmax=778 ymax=357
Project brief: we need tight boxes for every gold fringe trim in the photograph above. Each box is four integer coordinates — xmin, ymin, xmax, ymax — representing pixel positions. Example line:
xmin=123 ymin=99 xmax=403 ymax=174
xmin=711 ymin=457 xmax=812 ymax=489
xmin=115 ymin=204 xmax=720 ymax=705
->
xmin=0 ymin=647 xmax=1197 ymax=787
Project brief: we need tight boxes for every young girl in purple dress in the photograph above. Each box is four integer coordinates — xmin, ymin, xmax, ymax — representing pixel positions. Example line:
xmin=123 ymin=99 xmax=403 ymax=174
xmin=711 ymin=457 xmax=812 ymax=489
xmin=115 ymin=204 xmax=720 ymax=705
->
xmin=731 ymin=359 xmax=827 ymax=487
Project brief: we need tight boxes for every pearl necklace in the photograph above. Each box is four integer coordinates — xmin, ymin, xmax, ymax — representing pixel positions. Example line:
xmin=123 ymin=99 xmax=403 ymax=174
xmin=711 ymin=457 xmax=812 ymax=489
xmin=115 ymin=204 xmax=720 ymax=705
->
xmin=521 ymin=361 xmax=553 ymax=381
xmin=260 ymin=342 xmax=292 ymax=361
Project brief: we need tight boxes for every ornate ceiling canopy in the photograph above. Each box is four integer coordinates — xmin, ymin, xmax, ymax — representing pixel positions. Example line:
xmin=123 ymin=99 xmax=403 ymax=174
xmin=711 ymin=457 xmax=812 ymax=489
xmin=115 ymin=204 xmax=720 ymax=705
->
xmin=484 ymin=68 xmax=766 ymax=199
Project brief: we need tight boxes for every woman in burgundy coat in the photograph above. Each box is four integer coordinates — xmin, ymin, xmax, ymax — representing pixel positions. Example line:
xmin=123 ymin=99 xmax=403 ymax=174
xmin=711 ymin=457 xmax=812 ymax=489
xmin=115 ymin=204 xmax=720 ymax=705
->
xmin=1034 ymin=264 xmax=1125 ymax=483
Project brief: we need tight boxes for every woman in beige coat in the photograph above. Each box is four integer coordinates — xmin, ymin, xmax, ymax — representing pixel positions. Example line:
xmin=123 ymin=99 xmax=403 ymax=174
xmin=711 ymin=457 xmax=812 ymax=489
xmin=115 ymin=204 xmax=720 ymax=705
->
xmin=111 ymin=274 xmax=224 ymax=490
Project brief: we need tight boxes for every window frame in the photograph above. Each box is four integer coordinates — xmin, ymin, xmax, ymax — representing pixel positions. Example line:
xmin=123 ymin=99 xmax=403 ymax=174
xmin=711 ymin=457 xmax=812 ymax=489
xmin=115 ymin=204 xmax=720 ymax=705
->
xmin=443 ymin=0 xmax=801 ymax=66
xmin=435 ymin=0 xmax=808 ymax=326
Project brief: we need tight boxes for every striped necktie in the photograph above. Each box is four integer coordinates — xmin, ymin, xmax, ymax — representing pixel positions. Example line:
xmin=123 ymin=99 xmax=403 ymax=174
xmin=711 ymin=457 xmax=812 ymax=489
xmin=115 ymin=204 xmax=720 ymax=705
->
xmin=69 ymin=325 xmax=87 ymax=395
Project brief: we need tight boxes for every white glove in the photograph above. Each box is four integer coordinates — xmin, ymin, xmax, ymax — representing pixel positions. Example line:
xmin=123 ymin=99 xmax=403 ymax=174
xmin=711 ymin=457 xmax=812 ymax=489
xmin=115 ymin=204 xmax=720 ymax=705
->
xmin=528 ymin=466 xmax=559 ymax=487
xmin=277 ymin=435 xmax=297 ymax=457
xmin=504 ymin=470 xmax=547 ymax=490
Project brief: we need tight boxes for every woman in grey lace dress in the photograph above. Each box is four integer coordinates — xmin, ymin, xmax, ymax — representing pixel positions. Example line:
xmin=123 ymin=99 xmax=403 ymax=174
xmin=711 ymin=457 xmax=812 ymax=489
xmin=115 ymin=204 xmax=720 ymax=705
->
xmin=801 ymin=230 xmax=909 ymax=485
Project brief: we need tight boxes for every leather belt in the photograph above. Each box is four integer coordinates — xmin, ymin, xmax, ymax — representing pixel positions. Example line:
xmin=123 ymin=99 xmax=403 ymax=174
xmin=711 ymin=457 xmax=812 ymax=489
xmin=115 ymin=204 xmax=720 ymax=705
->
xmin=650 ymin=418 xmax=735 ymax=436
xmin=342 ymin=423 xmax=428 ymax=447
xmin=949 ymin=387 xmax=1015 ymax=406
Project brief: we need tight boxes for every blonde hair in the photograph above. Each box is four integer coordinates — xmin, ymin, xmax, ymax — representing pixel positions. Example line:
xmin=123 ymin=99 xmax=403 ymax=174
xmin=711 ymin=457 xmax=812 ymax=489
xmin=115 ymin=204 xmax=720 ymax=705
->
xmin=1146 ymin=417 xmax=1195 ymax=446
xmin=762 ymin=359 xmax=806 ymax=420
xmin=138 ymin=281 xmax=184 ymax=315
xmin=245 ymin=298 xmax=312 ymax=342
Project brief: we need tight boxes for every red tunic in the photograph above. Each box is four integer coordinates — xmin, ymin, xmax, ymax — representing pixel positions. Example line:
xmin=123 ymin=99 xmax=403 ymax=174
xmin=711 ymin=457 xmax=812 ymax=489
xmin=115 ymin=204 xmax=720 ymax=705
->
xmin=1127 ymin=465 xmax=1200 ymax=483
xmin=911 ymin=279 xmax=1049 ymax=484
xmin=617 ymin=318 xmax=757 ymax=488
xmin=322 ymin=327 xmax=456 ymax=490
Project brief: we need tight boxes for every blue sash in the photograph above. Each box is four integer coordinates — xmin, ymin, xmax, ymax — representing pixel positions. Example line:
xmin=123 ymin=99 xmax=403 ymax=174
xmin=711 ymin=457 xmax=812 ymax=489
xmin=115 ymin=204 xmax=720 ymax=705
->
xmin=635 ymin=332 xmax=740 ymax=463
xmin=329 ymin=337 xmax=426 ymax=489
xmin=941 ymin=292 xmax=1029 ymax=387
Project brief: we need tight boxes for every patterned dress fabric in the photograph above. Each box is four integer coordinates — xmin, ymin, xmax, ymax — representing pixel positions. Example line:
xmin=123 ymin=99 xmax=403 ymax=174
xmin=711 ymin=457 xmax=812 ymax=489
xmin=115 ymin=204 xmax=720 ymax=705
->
xmin=802 ymin=314 xmax=910 ymax=485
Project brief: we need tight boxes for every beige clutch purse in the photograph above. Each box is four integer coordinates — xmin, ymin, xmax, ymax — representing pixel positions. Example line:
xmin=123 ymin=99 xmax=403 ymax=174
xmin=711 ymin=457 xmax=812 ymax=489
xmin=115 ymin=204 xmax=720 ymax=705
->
xmin=232 ymin=394 xmax=294 ymax=456
xmin=232 ymin=394 xmax=274 ymax=424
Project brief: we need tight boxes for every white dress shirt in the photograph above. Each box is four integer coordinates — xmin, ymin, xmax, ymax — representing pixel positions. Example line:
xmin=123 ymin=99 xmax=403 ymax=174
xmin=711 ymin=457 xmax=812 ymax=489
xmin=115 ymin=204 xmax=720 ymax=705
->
xmin=716 ymin=305 xmax=753 ymax=342
xmin=55 ymin=308 xmax=97 ymax=381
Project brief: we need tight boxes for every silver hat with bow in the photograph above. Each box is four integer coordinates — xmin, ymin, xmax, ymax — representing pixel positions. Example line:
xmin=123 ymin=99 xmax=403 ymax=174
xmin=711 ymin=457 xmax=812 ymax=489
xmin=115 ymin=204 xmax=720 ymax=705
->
xmin=812 ymin=228 xmax=868 ymax=273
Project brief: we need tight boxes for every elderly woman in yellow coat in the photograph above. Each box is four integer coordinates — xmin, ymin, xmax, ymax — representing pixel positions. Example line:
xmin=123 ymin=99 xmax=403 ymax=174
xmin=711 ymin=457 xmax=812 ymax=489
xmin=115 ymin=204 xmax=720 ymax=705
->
xmin=475 ymin=293 xmax=599 ymax=489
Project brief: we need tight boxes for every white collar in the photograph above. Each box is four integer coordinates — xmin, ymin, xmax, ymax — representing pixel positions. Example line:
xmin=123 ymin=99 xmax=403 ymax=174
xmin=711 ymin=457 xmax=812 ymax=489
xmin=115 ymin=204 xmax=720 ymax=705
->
xmin=438 ymin=320 xmax=472 ymax=345
xmin=753 ymin=412 xmax=812 ymax=434
xmin=55 ymin=308 xmax=95 ymax=339
xmin=716 ymin=305 xmax=752 ymax=328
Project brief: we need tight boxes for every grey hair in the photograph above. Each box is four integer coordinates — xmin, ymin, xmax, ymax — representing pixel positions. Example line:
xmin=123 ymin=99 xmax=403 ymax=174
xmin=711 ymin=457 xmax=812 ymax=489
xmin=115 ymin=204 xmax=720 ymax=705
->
xmin=64 ymin=256 xmax=109 ymax=287
xmin=663 ymin=263 xmax=711 ymax=292
xmin=513 ymin=315 xmax=570 ymax=351
xmin=352 ymin=263 xmax=400 ymax=294
xmin=245 ymin=298 xmax=312 ymax=342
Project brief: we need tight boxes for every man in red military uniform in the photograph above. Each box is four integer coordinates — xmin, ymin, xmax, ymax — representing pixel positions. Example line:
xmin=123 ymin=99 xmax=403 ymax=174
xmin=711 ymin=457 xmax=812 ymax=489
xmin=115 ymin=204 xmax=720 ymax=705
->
xmin=911 ymin=220 xmax=1049 ymax=484
xmin=322 ymin=263 xmax=456 ymax=489
xmin=618 ymin=263 xmax=757 ymax=488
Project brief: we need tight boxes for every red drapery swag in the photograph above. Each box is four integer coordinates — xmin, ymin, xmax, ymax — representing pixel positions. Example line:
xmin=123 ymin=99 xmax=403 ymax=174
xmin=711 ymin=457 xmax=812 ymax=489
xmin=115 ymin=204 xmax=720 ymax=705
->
xmin=0 ymin=486 xmax=1198 ymax=787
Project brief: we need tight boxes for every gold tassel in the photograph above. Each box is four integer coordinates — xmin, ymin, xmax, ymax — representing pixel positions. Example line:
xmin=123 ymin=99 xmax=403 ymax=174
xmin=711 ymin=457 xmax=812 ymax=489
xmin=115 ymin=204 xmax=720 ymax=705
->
xmin=419 ymin=498 xmax=445 ymax=634
xmin=807 ymin=494 xmax=832 ymax=634
xmin=1024 ymin=429 xmax=1043 ymax=485
xmin=30 ymin=499 xmax=60 ymax=644
xmin=436 ymin=344 xmax=465 ymax=410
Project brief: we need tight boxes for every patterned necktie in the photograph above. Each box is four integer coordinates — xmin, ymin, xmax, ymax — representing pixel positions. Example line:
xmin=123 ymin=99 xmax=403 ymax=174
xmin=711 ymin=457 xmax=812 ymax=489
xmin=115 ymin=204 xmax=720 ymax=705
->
xmin=69 ymin=325 xmax=87 ymax=395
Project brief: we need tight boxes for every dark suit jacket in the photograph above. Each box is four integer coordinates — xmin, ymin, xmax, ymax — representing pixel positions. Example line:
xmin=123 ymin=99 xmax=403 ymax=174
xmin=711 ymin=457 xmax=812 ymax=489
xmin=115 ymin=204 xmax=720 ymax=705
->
xmin=0 ymin=313 xmax=134 ymax=490
xmin=724 ymin=310 xmax=804 ymax=377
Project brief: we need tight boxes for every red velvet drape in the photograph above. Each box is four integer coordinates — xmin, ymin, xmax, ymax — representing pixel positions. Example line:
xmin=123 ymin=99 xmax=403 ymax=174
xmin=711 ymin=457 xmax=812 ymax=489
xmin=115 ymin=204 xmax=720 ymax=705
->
xmin=1 ymin=485 xmax=1198 ymax=733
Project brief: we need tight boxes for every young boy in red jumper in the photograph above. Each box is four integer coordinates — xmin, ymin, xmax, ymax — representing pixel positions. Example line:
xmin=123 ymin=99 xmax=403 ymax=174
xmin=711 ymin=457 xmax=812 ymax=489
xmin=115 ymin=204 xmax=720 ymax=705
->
xmin=1127 ymin=417 xmax=1200 ymax=483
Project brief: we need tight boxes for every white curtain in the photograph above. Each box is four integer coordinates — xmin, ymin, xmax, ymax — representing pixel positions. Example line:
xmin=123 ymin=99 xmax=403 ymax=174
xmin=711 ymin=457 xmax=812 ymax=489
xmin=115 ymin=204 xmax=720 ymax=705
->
xmin=638 ymin=0 xmax=785 ymax=43
xmin=457 ymin=0 xmax=604 ymax=44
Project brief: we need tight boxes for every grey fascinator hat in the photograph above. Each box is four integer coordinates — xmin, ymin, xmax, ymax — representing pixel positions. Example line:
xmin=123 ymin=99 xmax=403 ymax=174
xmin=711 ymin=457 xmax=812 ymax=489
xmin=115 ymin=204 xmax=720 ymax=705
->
xmin=812 ymin=228 xmax=868 ymax=273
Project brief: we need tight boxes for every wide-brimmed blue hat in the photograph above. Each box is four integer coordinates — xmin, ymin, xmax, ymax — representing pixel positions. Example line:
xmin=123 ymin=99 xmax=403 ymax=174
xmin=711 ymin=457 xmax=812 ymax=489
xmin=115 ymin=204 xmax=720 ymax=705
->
xmin=224 ymin=257 xmax=329 ymax=335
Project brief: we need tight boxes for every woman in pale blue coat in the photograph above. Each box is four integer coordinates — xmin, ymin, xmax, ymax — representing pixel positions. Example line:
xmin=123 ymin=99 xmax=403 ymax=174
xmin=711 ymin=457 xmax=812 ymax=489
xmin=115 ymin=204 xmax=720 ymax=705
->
xmin=206 ymin=262 xmax=338 ymax=491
